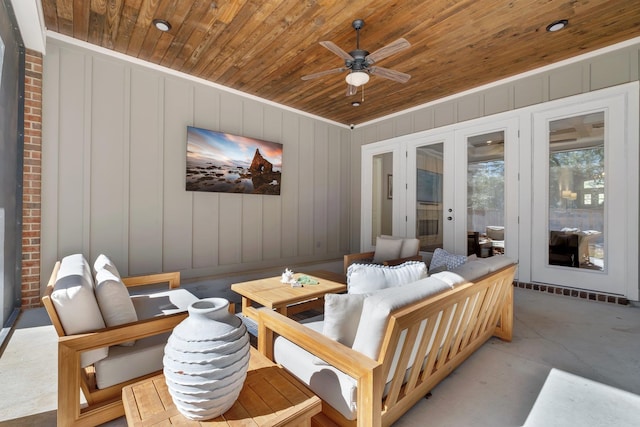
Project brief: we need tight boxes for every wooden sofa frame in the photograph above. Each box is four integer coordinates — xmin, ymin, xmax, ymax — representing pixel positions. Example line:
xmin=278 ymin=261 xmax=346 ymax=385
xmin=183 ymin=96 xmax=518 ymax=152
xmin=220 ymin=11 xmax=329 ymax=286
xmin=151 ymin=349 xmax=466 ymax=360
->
xmin=42 ymin=261 xmax=188 ymax=427
xmin=258 ymin=263 xmax=517 ymax=427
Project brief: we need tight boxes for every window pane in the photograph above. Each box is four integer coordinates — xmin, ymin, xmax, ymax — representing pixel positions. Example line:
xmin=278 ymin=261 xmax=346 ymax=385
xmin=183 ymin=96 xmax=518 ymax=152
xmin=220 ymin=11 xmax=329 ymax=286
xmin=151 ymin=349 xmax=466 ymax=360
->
xmin=467 ymin=132 xmax=505 ymax=257
xmin=416 ymin=144 xmax=443 ymax=252
xmin=548 ymin=112 xmax=605 ymax=270
xmin=372 ymin=152 xmax=393 ymax=245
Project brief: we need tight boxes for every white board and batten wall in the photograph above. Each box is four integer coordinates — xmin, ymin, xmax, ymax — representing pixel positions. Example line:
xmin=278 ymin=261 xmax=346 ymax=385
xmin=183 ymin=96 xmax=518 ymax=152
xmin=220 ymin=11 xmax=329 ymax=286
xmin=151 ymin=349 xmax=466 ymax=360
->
xmin=41 ymin=37 xmax=351 ymax=283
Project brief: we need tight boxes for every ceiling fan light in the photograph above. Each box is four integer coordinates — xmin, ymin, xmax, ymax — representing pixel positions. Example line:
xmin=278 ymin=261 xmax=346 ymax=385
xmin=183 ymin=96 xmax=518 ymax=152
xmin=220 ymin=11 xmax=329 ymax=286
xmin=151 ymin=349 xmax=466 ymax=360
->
xmin=346 ymin=71 xmax=370 ymax=87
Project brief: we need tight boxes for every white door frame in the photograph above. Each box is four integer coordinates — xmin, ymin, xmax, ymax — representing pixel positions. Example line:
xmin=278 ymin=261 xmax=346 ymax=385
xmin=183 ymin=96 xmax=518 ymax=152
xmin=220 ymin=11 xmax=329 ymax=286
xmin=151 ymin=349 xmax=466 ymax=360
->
xmin=530 ymin=83 xmax=638 ymax=298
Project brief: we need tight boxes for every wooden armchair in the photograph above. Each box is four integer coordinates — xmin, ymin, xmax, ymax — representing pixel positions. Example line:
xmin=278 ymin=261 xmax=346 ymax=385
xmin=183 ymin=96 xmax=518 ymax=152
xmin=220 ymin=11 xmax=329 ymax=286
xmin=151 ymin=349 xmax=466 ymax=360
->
xmin=42 ymin=259 xmax=197 ymax=426
xmin=344 ymin=236 xmax=422 ymax=274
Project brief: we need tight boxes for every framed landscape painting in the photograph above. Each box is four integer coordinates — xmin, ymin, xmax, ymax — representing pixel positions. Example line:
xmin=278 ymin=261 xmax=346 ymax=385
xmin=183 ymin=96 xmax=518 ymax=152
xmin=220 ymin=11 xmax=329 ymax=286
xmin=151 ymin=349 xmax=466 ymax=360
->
xmin=186 ymin=126 xmax=282 ymax=195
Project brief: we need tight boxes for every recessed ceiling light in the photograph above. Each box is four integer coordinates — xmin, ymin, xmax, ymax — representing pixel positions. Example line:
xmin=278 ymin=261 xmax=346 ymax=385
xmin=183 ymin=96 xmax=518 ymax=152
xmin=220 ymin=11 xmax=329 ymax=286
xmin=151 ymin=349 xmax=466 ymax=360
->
xmin=153 ymin=19 xmax=171 ymax=32
xmin=351 ymin=101 xmax=361 ymax=107
xmin=546 ymin=19 xmax=568 ymax=32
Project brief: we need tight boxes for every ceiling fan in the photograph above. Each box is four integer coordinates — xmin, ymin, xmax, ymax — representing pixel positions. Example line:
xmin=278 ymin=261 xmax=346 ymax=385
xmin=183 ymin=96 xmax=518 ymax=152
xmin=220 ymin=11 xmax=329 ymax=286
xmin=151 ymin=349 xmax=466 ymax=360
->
xmin=302 ymin=19 xmax=411 ymax=96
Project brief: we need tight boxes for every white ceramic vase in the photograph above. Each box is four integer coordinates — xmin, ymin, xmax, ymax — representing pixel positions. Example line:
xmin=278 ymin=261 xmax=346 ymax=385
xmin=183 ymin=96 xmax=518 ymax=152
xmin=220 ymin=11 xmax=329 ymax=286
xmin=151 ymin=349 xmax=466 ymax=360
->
xmin=163 ymin=297 xmax=250 ymax=420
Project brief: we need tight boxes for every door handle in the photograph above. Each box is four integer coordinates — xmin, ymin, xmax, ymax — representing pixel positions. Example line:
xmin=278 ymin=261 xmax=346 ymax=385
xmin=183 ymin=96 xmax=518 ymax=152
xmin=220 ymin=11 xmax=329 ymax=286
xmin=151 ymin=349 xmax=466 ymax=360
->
xmin=447 ymin=216 xmax=453 ymax=221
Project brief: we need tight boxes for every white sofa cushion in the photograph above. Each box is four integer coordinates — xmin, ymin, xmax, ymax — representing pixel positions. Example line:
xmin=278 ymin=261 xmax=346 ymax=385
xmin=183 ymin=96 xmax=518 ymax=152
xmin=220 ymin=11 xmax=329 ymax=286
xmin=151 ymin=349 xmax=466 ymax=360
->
xmin=372 ymin=236 xmax=403 ymax=263
xmin=430 ymin=248 xmax=467 ymax=272
xmin=274 ymin=320 xmax=359 ymax=421
xmin=347 ymin=261 xmax=427 ymax=294
xmin=351 ymin=276 xmax=453 ymax=360
xmin=474 ymin=255 xmax=515 ymax=272
xmin=94 ymin=267 xmax=138 ymax=346
xmin=51 ymin=254 xmax=108 ymax=367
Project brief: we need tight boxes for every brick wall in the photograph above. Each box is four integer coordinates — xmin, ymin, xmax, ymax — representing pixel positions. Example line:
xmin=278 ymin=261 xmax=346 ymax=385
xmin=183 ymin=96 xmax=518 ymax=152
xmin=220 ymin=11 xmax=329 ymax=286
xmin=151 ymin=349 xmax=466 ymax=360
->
xmin=22 ymin=49 xmax=43 ymax=308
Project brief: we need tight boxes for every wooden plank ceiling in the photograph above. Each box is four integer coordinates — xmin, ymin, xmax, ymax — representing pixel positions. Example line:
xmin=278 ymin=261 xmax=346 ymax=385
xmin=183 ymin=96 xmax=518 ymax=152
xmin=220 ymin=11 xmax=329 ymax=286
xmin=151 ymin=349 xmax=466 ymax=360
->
xmin=42 ymin=0 xmax=640 ymax=125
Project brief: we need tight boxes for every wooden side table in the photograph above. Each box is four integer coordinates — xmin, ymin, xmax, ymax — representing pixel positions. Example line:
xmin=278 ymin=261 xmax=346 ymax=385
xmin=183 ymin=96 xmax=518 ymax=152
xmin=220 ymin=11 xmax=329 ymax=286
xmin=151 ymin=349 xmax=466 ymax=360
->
xmin=122 ymin=347 xmax=321 ymax=426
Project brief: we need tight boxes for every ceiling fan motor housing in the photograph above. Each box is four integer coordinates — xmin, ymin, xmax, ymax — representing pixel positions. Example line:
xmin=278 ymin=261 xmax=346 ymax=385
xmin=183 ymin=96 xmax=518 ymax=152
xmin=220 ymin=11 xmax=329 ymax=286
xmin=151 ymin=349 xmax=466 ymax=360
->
xmin=347 ymin=49 xmax=370 ymax=71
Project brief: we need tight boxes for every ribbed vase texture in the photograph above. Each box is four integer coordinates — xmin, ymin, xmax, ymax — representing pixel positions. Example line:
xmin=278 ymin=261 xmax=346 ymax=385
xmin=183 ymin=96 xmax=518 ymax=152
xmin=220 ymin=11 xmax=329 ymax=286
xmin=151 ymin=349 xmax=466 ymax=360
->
xmin=163 ymin=298 xmax=250 ymax=420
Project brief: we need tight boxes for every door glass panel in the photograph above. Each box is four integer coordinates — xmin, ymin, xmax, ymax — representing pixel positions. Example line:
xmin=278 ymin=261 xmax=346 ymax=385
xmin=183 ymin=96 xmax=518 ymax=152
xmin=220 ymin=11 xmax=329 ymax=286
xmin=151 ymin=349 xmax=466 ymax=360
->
xmin=372 ymin=152 xmax=393 ymax=246
xmin=415 ymin=144 xmax=444 ymax=252
xmin=548 ymin=112 xmax=605 ymax=270
xmin=467 ymin=132 xmax=505 ymax=257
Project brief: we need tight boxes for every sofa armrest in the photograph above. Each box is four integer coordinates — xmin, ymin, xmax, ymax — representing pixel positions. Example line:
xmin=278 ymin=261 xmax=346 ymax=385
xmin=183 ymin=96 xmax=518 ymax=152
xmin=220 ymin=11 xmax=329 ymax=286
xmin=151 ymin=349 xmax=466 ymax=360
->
xmin=122 ymin=271 xmax=181 ymax=289
xmin=258 ymin=309 xmax=383 ymax=427
xmin=343 ymin=251 xmax=376 ymax=274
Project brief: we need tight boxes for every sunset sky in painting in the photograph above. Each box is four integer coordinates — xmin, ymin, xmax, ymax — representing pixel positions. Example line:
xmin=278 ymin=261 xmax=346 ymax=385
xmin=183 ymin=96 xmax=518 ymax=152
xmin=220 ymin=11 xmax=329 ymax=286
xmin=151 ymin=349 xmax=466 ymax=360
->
xmin=187 ymin=126 xmax=282 ymax=169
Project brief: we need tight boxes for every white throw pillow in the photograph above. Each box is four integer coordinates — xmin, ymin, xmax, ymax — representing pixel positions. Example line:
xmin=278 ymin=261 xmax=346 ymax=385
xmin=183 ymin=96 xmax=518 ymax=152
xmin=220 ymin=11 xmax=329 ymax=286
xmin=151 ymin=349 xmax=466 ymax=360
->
xmin=322 ymin=293 xmax=368 ymax=347
xmin=94 ymin=267 xmax=138 ymax=346
xmin=313 ymin=293 xmax=369 ymax=365
xmin=430 ymin=248 xmax=467 ymax=271
xmin=372 ymin=236 xmax=403 ymax=263
xmin=51 ymin=254 xmax=108 ymax=367
xmin=347 ymin=261 xmax=428 ymax=294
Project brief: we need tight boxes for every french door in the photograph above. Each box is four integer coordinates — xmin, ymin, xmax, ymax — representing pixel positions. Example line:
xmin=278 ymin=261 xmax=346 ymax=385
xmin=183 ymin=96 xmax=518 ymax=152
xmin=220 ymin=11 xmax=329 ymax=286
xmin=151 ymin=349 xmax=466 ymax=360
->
xmin=453 ymin=118 xmax=519 ymax=259
xmin=531 ymin=86 xmax=638 ymax=295
xmin=362 ymin=117 xmax=519 ymax=260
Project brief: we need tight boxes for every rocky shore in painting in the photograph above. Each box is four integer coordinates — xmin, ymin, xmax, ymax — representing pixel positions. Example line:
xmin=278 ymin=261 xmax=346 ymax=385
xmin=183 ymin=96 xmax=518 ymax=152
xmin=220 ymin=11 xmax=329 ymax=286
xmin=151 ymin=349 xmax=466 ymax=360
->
xmin=186 ymin=149 xmax=281 ymax=195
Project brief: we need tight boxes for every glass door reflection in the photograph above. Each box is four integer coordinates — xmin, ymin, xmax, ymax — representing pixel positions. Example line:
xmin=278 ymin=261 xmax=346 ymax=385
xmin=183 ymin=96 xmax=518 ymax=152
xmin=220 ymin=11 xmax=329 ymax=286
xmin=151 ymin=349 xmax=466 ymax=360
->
xmin=467 ymin=131 xmax=505 ymax=257
xmin=372 ymin=152 xmax=393 ymax=246
xmin=548 ymin=112 xmax=605 ymax=270
xmin=415 ymin=144 xmax=444 ymax=252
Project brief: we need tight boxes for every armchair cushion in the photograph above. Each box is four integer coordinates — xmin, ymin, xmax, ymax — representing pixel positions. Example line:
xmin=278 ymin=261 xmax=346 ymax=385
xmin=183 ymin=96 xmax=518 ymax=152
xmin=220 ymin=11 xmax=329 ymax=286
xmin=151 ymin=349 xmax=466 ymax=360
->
xmin=94 ymin=332 xmax=170 ymax=389
xmin=94 ymin=267 xmax=138 ymax=346
xmin=372 ymin=236 xmax=403 ymax=263
xmin=398 ymin=237 xmax=420 ymax=258
xmin=51 ymin=254 xmax=108 ymax=367
xmin=346 ymin=261 xmax=427 ymax=294
xmin=130 ymin=288 xmax=199 ymax=319
xmin=93 ymin=253 xmax=122 ymax=278
xmin=486 ymin=226 xmax=505 ymax=241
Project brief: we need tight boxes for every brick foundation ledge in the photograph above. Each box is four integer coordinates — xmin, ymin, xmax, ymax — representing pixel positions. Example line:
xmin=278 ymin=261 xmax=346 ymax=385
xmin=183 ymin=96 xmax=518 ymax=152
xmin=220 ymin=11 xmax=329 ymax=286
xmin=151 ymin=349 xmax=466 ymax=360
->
xmin=513 ymin=281 xmax=629 ymax=306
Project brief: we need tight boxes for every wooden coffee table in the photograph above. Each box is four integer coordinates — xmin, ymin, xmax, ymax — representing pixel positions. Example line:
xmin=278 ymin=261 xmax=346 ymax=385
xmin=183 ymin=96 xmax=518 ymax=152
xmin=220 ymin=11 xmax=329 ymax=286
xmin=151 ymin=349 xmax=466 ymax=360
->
xmin=122 ymin=347 xmax=321 ymax=426
xmin=231 ymin=270 xmax=346 ymax=322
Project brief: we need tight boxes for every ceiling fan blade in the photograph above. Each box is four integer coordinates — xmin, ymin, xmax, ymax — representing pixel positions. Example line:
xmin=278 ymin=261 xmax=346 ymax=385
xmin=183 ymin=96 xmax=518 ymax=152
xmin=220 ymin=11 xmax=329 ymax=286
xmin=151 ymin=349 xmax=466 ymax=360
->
xmin=301 ymin=67 xmax=345 ymax=81
xmin=319 ymin=41 xmax=354 ymax=61
xmin=346 ymin=84 xmax=357 ymax=96
xmin=365 ymin=38 xmax=410 ymax=65
xmin=369 ymin=66 xmax=411 ymax=83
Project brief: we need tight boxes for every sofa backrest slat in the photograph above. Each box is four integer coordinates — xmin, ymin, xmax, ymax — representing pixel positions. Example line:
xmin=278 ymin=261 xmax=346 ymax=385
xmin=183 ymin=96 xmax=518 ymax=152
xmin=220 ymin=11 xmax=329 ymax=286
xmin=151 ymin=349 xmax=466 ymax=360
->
xmin=379 ymin=264 xmax=517 ymax=424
